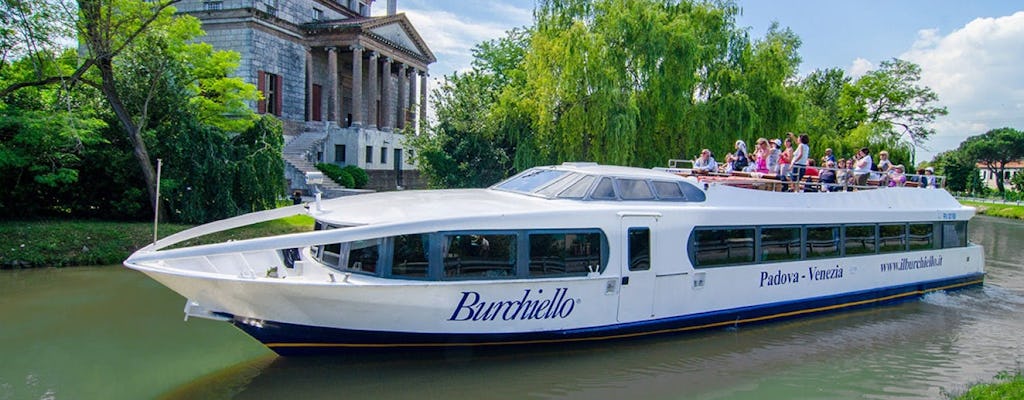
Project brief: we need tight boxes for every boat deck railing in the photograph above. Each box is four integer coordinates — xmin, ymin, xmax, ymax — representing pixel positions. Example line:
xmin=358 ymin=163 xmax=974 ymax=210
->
xmin=665 ymin=159 xmax=946 ymax=192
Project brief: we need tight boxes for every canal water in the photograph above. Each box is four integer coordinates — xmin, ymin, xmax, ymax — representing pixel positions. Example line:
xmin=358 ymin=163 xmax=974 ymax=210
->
xmin=1 ymin=215 xmax=1022 ymax=399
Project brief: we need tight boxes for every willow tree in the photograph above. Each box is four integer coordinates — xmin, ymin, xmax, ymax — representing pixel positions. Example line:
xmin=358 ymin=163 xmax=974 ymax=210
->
xmin=506 ymin=0 xmax=803 ymax=168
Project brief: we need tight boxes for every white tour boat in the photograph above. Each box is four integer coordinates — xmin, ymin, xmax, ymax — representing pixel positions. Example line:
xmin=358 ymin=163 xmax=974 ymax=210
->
xmin=124 ymin=162 xmax=984 ymax=355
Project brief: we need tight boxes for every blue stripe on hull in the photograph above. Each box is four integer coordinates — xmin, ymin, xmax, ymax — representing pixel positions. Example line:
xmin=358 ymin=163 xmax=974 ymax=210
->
xmin=231 ymin=273 xmax=984 ymax=356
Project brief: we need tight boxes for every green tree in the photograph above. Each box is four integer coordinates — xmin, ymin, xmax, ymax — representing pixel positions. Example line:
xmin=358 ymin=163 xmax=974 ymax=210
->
xmin=934 ymin=149 xmax=976 ymax=193
xmin=841 ymin=58 xmax=947 ymax=165
xmin=959 ymin=127 xmax=1024 ymax=194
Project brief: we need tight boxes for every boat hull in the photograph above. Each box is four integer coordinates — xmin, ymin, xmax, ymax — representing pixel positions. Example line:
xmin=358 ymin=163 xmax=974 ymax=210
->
xmin=232 ymin=273 xmax=984 ymax=356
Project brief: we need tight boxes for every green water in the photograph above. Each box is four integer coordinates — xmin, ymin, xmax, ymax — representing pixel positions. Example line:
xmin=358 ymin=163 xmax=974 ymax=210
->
xmin=2 ymin=215 xmax=1022 ymax=399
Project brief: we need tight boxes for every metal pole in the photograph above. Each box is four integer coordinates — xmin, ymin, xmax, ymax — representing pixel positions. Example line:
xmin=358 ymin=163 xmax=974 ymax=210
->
xmin=153 ymin=159 xmax=162 ymax=245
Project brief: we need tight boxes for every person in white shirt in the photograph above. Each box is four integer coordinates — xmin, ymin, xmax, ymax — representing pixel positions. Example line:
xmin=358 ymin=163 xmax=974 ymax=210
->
xmin=853 ymin=147 xmax=873 ymax=186
xmin=789 ymin=132 xmax=810 ymax=191
xmin=693 ymin=149 xmax=718 ymax=173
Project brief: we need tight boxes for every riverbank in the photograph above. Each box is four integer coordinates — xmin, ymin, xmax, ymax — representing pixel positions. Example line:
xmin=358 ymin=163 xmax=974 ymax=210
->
xmin=952 ymin=369 xmax=1024 ymax=399
xmin=0 ymin=216 xmax=314 ymax=269
xmin=961 ymin=200 xmax=1024 ymax=220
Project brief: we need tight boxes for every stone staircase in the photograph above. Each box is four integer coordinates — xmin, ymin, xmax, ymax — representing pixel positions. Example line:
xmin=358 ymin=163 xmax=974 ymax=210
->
xmin=282 ymin=130 xmax=347 ymax=196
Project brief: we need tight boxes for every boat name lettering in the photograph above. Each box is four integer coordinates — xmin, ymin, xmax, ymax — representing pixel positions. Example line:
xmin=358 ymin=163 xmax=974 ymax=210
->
xmin=760 ymin=270 xmax=799 ymax=287
xmin=448 ymin=288 xmax=575 ymax=322
xmin=880 ymin=256 xmax=943 ymax=272
xmin=761 ymin=265 xmax=845 ymax=287
xmin=808 ymin=265 xmax=843 ymax=281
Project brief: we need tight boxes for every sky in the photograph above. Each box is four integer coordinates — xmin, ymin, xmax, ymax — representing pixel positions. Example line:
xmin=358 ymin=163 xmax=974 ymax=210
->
xmin=378 ymin=0 xmax=1024 ymax=162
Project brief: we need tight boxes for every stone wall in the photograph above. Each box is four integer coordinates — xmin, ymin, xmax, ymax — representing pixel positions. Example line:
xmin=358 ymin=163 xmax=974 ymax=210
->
xmin=366 ymin=169 xmax=426 ymax=191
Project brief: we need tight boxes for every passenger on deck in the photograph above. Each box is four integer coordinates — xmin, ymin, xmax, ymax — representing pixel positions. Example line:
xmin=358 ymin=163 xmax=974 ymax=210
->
xmin=768 ymin=139 xmax=782 ymax=174
xmin=693 ymin=149 xmax=718 ymax=173
xmin=821 ymin=148 xmax=836 ymax=166
xmin=853 ymin=148 xmax=873 ymax=186
xmin=730 ymin=140 xmax=749 ymax=172
xmin=789 ymin=133 xmax=810 ymax=191
xmin=820 ymin=160 xmax=839 ymax=192
xmin=754 ymin=138 xmax=771 ymax=174
xmin=888 ymin=165 xmax=907 ymax=187
xmin=803 ymin=159 xmax=820 ymax=192
xmin=922 ymin=167 xmax=939 ymax=188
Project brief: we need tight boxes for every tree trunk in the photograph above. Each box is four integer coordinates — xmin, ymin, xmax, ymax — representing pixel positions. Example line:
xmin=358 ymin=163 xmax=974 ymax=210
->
xmin=96 ymin=56 xmax=163 ymax=217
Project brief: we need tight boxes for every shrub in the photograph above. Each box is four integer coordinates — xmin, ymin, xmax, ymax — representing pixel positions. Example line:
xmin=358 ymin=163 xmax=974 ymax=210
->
xmin=315 ymin=163 xmax=354 ymax=188
xmin=342 ymin=165 xmax=369 ymax=188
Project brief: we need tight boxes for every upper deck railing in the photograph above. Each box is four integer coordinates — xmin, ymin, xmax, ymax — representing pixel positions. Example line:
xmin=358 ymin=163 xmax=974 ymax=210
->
xmin=664 ymin=159 xmax=946 ymax=192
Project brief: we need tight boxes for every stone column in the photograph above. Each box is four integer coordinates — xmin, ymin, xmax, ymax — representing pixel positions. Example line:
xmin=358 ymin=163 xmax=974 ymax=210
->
xmin=419 ymin=71 xmax=428 ymax=133
xmin=325 ymin=47 xmax=339 ymax=123
xmin=397 ymin=63 xmax=407 ymax=130
xmin=381 ymin=56 xmax=393 ymax=131
xmin=367 ymin=51 xmax=379 ymax=129
xmin=306 ymin=48 xmax=314 ymax=121
xmin=407 ymin=68 xmax=416 ymax=128
xmin=350 ymin=45 xmax=363 ymax=127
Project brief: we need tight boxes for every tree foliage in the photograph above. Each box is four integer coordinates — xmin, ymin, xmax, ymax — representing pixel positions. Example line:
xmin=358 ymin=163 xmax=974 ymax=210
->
xmin=841 ymin=58 xmax=947 ymax=148
xmin=959 ymin=127 xmax=1024 ymax=194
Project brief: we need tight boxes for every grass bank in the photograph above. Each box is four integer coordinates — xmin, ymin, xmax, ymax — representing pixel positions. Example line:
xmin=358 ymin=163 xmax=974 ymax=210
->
xmin=961 ymin=201 xmax=1024 ymax=220
xmin=950 ymin=369 xmax=1024 ymax=400
xmin=0 ymin=215 xmax=314 ymax=268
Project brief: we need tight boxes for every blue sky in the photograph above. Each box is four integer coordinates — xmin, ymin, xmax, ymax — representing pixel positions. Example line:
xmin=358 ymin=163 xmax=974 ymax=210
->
xmin=381 ymin=0 xmax=1024 ymax=162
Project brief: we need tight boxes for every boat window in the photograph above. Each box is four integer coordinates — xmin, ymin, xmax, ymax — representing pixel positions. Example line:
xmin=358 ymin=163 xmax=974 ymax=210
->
xmin=529 ymin=232 xmax=604 ymax=276
xmin=941 ymin=221 xmax=967 ymax=248
xmin=347 ymin=239 xmax=380 ymax=274
xmin=392 ymin=234 xmax=429 ymax=279
xmin=760 ymin=227 xmax=801 ymax=262
xmin=591 ymin=177 xmax=616 ymax=200
xmin=493 ymin=169 xmax=569 ymax=194
xmin=536 ymin=173 xmax=582 ymax=197
xmin=806 ymin=226 xmax=840 ymax=259
xmin=618 ymin=179 xmax=655 ymax=200
xmin=844 ymin=225 xmax=876 ymax=255
xmin=692 ymin=228 xmax=755 ymax=267
xmin=909 ymin=223 xmax=935 ymax=251
xmin=557 ymin=175 xmax=596 ymax=199
xmin=628 ymin=228 xmax=651 ymax=271
xmin=678 ymin=182 xmax=706 ymax=202
xmin=652 ymin=181 xmax=684 ymax=200
xmin=319 ymin=242 xmax=342 ymax=267
xmin=879 ymin=224 xmax=907 ymax=253
xmin=442 ymin=234 xmax=517 ymax=279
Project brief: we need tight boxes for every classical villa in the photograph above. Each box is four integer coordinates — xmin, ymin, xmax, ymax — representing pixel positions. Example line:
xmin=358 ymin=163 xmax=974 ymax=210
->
xmin=177 ymin=0 xmax=435 ymax=193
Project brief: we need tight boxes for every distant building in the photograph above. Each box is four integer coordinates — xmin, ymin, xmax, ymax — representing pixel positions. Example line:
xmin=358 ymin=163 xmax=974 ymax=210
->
xmin=177 ymin=0 xmax=435 ymax=192
xmin=977 ymin=161 xmax=1022 ymax=190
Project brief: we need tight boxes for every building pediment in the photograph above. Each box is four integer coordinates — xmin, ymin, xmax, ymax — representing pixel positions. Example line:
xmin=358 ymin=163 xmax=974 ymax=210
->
xmin=363 ymin=14 xmax=436 ymax=63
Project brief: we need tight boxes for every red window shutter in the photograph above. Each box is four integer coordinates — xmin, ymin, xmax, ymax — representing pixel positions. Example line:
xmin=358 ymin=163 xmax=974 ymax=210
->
xmin=257 ymin=71 xmax=267 ymax=114
xmin=274 ymin=75 xmax=283 ymax=116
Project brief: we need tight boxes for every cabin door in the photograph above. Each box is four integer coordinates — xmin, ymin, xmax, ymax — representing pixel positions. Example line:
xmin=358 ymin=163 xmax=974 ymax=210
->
xmin=617 ymin=215 xmax=658 ymax=322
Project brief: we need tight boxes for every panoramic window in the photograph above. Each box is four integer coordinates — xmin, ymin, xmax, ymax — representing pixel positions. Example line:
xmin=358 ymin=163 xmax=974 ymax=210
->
xmin=879 ymin=224 xmax=907 ymax=253
xmin=529 ymin=232 xmax=604 ymax=276
xmin=443 ymin=234 xmax=517 ymax=279
xmin=909 ymin=223 xmax=935 ymax=251
xmin=591 ymin=177 xmax=616 ymax=200
xmin=391 ymin=234 xmax=429 ymax=278
xmin=557 ymin=175 xmax=596 ymax=199
xmin=844 ymin=225 xmax=876 ymax=255
xmin=494 ymin=169 xmax=568 ymax=194
xmin=618 ymin=179 xmax=655 ymax=200
xmin=806 ymin=226 xmax=840 ymax=259
xmin=761 ymin=227 xmax=801 ymax=262
xmin=628 ymin=228 xmax=651 ymax=271
xmin=692 ymin=228 xmax=755 ymax=267
xmin=536 ymin=173 xmax=582 ymax=197
xmin=652 ymin=181 xmax=684 ymax=200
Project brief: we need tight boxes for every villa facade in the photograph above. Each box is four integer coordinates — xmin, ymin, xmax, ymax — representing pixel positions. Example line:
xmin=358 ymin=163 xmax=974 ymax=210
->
xmin=177 ymin=0 xmax=435 ymax=191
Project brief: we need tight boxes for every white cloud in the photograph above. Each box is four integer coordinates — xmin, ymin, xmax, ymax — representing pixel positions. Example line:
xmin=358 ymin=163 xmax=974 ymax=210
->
xmin=847 ymin=58 xmax=874 ymax=79
xmin=901 ymin=11 xmax=1024 ymax=159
